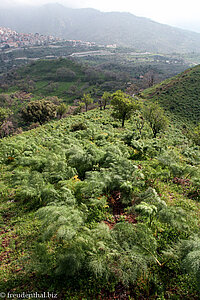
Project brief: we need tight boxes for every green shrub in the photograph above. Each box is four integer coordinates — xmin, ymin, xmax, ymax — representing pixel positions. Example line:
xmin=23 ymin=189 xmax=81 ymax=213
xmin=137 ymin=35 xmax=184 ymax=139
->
xmin=70 ymin=122 xmax=87 ymax=132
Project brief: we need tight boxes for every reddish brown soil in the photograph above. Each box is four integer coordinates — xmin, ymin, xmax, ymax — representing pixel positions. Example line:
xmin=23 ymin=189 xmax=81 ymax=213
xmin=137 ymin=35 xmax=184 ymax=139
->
xmin=104 ymin=191 xmax=137 ymax=229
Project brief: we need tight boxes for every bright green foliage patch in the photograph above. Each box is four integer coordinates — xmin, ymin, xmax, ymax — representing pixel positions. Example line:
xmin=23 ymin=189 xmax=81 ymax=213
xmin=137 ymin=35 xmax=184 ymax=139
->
xmin=0 ymin=108 xmax=200 ymax=298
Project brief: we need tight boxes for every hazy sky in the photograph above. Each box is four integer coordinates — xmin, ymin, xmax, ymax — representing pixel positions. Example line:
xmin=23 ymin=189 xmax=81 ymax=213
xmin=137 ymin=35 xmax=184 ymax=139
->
xmin=2 ymin=0 xmax=200 ymax=32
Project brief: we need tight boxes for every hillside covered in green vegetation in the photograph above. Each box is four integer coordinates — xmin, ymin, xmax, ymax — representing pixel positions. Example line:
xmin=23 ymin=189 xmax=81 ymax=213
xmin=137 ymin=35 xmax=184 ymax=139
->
xmin=1 ymin=55 xmax=188 ymax=101
xmin=0 ymin=56 xmax=190 ymax=133
xmin=0 ymin=57 xmax=129 ymax=130
xmin=142 ymin=65 xmax=200 ymax=124
xmin=0 ymin=105 xmax=200 ymax=299
xmin=1 ymin=58 xmax=125 ymax=100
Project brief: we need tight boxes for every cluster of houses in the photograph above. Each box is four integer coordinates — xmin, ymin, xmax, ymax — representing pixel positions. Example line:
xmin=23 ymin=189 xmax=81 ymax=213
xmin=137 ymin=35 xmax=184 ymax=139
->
xmin=0 ymin=27 xmax=118 ymax=51
xmin=0 ymin=27 xmax=61 ymax=49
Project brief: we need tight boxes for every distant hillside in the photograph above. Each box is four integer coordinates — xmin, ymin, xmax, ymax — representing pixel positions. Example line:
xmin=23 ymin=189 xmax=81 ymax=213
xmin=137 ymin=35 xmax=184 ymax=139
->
xmin=1 ymin=58 xmax=128 ymax=98
xmin=142 ymin=65 xmax=200 ymax=123
xmin=1 ymin=4 xmax=200 ymax=53
xmin=0 ymin=57 xmax=130 ymax=129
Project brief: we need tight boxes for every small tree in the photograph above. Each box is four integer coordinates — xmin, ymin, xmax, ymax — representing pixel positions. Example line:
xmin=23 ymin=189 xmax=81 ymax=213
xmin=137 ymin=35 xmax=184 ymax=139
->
xmin=143 ymin=102 xmax=169 ymax=138
xmin=56 ymin=67 xmax=76 ymax=81
xmin=21 ymin=99 xmax=57 ymax=125
xmin=135 ymin=113 xmax=145 ymax=136
xmin=45 ymin=82 xmax=58 ymax=93
xmin=73 ymin=102 xmax=85 ymax=115
xmin=45 ymin=96 xmax=61 ymax=106
xmin=98 ymin=98 xmax=103 ymax=110
xmin=126 ymin=83 xmax=140 ymax=96
xmin=111 ymin=90 xmax=138 ymax=127
xmin=102 ymin=92 xmax=111 ymax=110
xmin=143 ymin=70 xmax=158 ymax=88
xmin=80 ymin=93 xmax=93 ymax=112
xmin=57 ymin=103 xmax=68 ymax=119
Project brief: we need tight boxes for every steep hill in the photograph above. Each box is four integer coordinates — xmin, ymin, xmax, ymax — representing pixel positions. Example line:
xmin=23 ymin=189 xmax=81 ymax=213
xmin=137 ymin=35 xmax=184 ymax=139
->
xmin=142 ymin=65 xmax=200 ymax=124
xmin=1 ymin=4 xmax=200 ymax=53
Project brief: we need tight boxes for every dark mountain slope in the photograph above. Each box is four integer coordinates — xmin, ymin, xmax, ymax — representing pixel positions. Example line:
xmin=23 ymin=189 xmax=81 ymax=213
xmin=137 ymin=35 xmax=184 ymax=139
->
xmin=1 ymin=4 xmax=200 ymax=53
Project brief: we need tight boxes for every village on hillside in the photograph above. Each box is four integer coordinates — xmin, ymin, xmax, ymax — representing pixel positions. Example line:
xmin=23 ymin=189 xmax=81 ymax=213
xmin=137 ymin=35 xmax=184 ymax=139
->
xmin=0 ymin=27 xmax=117 ymax=50
xmin=0 ymin=27 xmax=62 ymax=49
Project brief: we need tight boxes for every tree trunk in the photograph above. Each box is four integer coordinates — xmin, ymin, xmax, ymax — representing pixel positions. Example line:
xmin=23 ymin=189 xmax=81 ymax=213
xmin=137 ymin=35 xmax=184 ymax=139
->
xmin=153 ymin=128 xmax=157 ymax=138
xmin=122 ymin=112 xmax=126 ymax=127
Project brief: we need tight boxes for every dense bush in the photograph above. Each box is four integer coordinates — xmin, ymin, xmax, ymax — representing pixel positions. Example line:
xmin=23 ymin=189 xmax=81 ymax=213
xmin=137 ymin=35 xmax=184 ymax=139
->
xmin=21 ymin=99 xmax=57 ymax=125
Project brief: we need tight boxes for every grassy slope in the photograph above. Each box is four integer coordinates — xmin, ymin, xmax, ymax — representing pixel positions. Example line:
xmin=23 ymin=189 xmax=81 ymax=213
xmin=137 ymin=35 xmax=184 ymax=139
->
xmin=14 ymin=58 xmax=86 ymax=100
xmin=142 ymin=65 xmax=200 ymax=124
xmin=19 ymin=58 xmax=85 ymax=81
xmin=0 ymin=108 xmax=200 ymax=299
xmin=0 ymin=56 xmax=194 ymax=130
xmin=0 ymin=58 xmax=102 ymax=128
xmin=1 ymin=58 xmax=111 ymax=103
xmin=0 ymin=58 xmax=126 ymax=120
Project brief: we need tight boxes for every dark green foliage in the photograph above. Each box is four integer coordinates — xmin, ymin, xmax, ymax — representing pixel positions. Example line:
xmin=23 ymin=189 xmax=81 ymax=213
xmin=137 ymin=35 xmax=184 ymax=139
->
xmin=180 ymin=237 xmax=200 ymax=291
xmin=56 ymin=67 xmax=76 ymax=81
xmin=70 ymin=121 xmax=87 ymax=132
xmin=21 ymin=99 xmax=57 ymax=125
xmin=35 ymin=218 xmax=155 ymax=286
xmin=163 ymin=235 xmax=200 ymax=291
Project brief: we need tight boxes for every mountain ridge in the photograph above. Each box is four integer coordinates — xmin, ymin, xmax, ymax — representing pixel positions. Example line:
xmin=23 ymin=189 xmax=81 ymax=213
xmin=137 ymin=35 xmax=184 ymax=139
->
xmin=1 ymin=4 xmax=200 ymax=53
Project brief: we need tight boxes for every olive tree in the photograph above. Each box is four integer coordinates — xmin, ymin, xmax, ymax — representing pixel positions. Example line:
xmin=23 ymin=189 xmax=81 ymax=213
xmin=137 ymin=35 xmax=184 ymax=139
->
xmin=57 ymin=103 xmax=68 ymax=119
xmin=80 ymin=93 xmax=93 ymax=112
xmin=56 ymin=67 xmax=76 ymax=81
xmin=111 ymin=90 xmax=138 ymax=127
xmin=102 ymin=92 xmax=112 ymax=110
xmin=21 ymin=99 xmax=57 ymax=125
xmin=143 ymin=102 xmax=169 ymax=138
